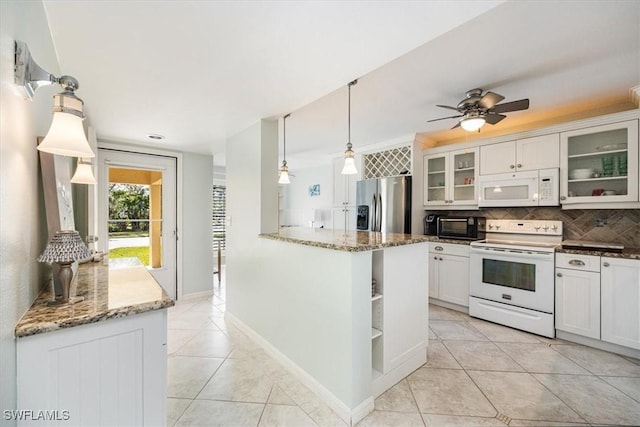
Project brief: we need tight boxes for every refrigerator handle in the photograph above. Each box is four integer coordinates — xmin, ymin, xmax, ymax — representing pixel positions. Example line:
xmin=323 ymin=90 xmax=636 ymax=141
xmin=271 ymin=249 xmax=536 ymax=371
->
xmin=376 ymin=193 xmax=382 ymax=232
xmin=371 ymin=194 xmax=377 ymax=231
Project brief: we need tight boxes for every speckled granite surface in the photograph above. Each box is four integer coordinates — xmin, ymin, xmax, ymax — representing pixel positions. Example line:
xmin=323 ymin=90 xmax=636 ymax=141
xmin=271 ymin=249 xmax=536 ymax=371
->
xmin=260 ymin=228 xmax=435 ymax=252
xmin=15 ymin=259 xmax=174 ymax=338
xmin=556 ymin=247 xmax=640 ymax=260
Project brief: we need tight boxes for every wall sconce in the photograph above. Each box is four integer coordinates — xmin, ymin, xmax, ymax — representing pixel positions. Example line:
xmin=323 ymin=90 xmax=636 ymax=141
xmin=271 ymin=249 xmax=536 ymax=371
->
xmin=71 ymin=158 xmax=96 ymax=185
xmin=14 ymin=40 xmax=95 ymax=158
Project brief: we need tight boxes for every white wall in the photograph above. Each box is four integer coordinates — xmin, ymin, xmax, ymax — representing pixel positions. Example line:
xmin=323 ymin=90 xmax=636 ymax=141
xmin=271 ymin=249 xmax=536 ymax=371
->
xmin=280 ymin=163 xmax=333 ymax=227
xmin=0 ymin=1 xmax=59 ymax=422
xmin=181 ymin=152 xmax=215 ymax=296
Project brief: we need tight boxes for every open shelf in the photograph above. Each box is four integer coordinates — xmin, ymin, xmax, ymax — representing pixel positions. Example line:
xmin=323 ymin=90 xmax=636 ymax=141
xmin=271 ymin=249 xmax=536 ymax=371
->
xmin=568 ymin=176 xmax=627 ymax=183
xmin=568 ymin=149 xmax=627 ymax=159
xmin=454 ymin=167 xmax=475 ymax=172
xmin=371 ymin=328 xmax=382 ymax=340
xmin=428 ymin=170 xmax=445 ymax=175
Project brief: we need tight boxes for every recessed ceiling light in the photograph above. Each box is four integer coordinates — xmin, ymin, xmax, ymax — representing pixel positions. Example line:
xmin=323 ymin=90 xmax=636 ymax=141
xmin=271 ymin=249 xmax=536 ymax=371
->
xmin=146 ymin=134 xmax=165 ymax=141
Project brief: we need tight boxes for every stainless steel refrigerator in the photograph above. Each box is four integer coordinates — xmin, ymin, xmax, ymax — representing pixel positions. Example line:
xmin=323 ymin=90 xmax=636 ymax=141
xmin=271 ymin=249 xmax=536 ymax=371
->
xmin=356 ymin=176 xmax=412 ymax=233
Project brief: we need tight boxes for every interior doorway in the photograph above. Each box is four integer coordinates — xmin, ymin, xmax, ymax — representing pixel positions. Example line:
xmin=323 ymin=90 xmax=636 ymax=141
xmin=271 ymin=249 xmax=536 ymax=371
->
xmin=98 ymin=149 xmax=177 ymax=299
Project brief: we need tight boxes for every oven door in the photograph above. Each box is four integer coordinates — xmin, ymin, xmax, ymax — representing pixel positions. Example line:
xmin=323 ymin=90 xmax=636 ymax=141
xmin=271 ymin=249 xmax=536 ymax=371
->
xmin=469 ymin=246 xmax=554 ymax=313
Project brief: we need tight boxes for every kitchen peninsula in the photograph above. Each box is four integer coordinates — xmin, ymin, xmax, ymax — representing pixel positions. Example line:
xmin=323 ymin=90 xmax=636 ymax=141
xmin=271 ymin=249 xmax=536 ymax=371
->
xmin=229 ymin=228 xmax=429 ymax=425
xmin=15 ymin=259 xmax=174 ymax=426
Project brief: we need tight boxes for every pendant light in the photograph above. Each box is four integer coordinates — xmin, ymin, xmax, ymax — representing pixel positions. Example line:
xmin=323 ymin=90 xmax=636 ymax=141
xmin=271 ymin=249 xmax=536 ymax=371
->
xmin=278 ymin=113 xmax=291 ymax=184
xmin=341 ymin=80 xmax=358 ymax=175
xmin=71 ymin=158 xmax=96 ymax=184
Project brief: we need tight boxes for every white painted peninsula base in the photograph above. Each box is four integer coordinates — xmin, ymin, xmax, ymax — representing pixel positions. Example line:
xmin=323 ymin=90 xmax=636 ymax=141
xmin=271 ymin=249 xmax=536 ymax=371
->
xmin=227 ymin=235 xmax=428 ymax=425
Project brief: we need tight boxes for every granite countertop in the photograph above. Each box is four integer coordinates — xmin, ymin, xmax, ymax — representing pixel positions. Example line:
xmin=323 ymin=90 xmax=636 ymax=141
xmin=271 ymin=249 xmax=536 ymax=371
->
xmin=260 ymin=228 xmax=433 ymax=252
xmin=15 ymin=259 xmax=175 ymax=338
xmin=556 ymin=246 xmax=640 ymax=260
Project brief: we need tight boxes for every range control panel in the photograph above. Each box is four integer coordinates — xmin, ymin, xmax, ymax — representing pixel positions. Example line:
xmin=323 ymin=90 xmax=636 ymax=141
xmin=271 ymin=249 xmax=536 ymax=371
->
xmin=486 ymin=219 xmax=563 ymax=236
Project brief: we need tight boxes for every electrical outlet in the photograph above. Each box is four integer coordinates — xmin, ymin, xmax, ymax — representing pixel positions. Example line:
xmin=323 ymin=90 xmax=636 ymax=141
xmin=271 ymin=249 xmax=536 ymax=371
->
xmin=86 ymin=235 xmax=99 ymax=243
xmin=595 ymin=218 xmax=607 ymax=227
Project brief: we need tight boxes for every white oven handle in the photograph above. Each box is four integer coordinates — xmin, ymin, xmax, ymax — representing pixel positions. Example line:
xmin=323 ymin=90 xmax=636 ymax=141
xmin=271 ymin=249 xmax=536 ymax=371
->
xmin=470 ymin=246 xmax=554 ymax=260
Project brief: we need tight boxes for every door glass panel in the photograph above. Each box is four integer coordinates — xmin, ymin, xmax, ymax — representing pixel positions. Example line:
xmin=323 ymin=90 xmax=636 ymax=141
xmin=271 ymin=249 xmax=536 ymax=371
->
xmin=482 ymin=259 xmax=535 ymax=292
xmin=427 ymin=156 xmax=446 ymax=202
xmin=107 ymin=167 xmax=163 ymax=268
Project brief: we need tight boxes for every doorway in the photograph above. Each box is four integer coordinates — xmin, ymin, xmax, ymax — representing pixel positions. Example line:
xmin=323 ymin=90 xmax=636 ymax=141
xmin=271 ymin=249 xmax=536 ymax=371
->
xmin=98 ymin=149 xmax=177 ymax=299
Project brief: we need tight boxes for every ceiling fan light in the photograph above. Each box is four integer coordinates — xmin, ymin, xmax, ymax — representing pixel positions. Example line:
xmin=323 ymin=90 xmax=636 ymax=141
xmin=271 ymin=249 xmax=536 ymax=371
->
xmin=460 ymin=116 xmax=486 ymax=132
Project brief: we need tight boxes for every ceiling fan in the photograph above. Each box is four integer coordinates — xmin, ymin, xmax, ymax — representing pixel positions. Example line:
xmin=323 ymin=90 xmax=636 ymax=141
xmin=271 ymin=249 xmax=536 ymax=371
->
xmin=428 ymin=88 xmax=529 ymax=132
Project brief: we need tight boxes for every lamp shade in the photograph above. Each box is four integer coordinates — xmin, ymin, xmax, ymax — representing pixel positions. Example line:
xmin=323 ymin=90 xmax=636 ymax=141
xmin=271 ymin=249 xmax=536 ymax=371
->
xmin=278 ymin=168 xmax=291 ymax=184
xmin=460 ymin=117 xmax=486 ymax=132
xmin=71 ymin=159 xmax=96 ymax=184
xmin=341 ymin=156 xmax=358 ymax=175
xmin=38 ymin=112 xmax=95 ymax=158
xmin=38 ymin=230 xmax=91 ymax=263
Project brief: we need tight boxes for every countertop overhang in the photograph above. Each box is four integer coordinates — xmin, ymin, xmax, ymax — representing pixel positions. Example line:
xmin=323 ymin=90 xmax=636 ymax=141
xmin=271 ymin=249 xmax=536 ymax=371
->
xmin=260 ymin=228 xmax=436 ymax=252
xmin=15 ymin=259 xmax=174 ymax=338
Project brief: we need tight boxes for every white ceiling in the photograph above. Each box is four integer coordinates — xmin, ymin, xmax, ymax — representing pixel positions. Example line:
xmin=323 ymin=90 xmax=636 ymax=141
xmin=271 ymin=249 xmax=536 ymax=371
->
xmin=43 ymin=1 xmax=639 ymax=169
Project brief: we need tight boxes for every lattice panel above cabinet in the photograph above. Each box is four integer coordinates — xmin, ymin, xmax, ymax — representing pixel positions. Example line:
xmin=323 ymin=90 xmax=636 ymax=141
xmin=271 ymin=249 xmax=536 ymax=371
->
xmin=363 ymin=146 xmax=412 ymax=179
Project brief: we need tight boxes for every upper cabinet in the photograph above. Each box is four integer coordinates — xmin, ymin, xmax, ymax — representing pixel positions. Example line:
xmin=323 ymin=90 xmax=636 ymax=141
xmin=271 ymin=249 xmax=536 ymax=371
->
xmin=480 ymin=134 xmax=559 ymax=175
xmin=560 ymin=120 xmax=639 ymax=205
xmin=424 ymin=148 xmax=478 ymax=208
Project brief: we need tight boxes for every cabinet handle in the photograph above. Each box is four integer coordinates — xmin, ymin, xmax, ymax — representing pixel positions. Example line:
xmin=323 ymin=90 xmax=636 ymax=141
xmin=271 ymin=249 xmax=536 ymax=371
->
xmin=510 ymin=164 xmax=515 ymax=169
xmin=434 ymin=256 xmax=438 ymax=260
xmin=603 ymin=262 xmax=610 ymax=267
xmin=439 ymin=257 xmax=443 ymax=261
xmin=557 ymin=273 xmax=562 ymax=277
xmin=569 ymin=259 xmax=585 ymax=266
xmin=560 ymin=196 xmax=567 ymax=201
xmin=435 ymin=246 xmax=444 ymax=251
xmin=517 ymin=163 xmax=522 ymax=168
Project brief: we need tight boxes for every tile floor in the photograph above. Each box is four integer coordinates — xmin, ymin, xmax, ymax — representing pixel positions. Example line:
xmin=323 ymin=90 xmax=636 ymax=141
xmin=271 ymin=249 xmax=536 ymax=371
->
xmin=167 ymin=277 xmax=640 ymax=426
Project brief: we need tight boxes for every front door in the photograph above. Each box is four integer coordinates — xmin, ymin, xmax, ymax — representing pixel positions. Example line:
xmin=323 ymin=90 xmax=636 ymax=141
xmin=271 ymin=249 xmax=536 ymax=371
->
xmin=97 ymin=149 xmax=177 ymax=299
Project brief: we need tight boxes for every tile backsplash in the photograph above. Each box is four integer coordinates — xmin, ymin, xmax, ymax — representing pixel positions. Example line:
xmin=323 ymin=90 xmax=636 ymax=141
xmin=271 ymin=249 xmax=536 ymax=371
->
xmin=427 ymin=208 xmax=640 ymax=249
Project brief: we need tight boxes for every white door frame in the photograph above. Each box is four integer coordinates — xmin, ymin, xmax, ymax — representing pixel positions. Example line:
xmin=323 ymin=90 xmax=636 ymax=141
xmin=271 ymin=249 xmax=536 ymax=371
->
xmin=96 ymin=142 xmax=184 ymax=300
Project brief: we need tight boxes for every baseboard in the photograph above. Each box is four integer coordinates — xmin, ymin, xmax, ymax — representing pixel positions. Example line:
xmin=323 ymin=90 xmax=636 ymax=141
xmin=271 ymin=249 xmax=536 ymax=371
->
xmin=429 ymin=298 xmax=469 ymax=314
xmin=179 ymin=289 xmax=214 ymax=301
xmin=372 ymin=349 xmax=426 ymax=398
xmin=556 ymin=330 xmax=640 ymax=359
xmin=225 ymin=312 xmax=372 ymax=426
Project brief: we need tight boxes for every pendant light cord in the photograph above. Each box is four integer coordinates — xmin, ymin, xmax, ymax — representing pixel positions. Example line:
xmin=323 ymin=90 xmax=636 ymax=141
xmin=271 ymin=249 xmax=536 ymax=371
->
xmin=347 ymin=80 xmax=357 ymax=148
xmin=283 ymin=113 xmax=290 ymax=162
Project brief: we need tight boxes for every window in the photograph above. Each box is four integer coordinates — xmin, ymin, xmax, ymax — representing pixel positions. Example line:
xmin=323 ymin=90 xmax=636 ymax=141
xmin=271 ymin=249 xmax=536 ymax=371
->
xmin=212 ymin=185 xmax=226 ymax=251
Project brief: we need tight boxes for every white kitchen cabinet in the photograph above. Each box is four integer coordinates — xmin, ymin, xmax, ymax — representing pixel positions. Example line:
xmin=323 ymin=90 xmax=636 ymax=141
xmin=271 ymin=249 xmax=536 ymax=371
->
xmin=332 ymin=206 xmax=357 ymax=231
xmin=428 ymin=242 xmax=469 ymax=307
xmin=333 ymin=157 xmax=357 ymax=206
xmin=601 ymin=257 xmax=640 ymax=350
xmin=560 ymin=120 xmax=639 ymax=205
xmin=423 ymin=148 xmax=478 ymax=208
xmin=480 ymin=134 xmax=559 ymax=175
xmin=555 ymin=253 xmax=601 ymax=339
xmin=17 ymin=310 xmax=167 ymax=427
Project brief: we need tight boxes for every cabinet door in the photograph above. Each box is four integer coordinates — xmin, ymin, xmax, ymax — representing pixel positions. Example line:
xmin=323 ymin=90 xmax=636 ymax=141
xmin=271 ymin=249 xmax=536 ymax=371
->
xmin=333 ymin=157 xmax=357 ymax=206
xmin=450 ymin=148 xmax=478 ymax=205
xmin=555 ymin=268 xmax=600 ymax=339
xmin=428 ymin=254 xmax=439 ymax=298
xmin=424 ymin=154 xmax=448 ymax=205
xmin=332 ymin=206 xmax=357 ymax=231
xmin=480 ymin=141 xmax=516 ymax=175
xmin=560 ymin=120 xmax=639 ymax=205
xmin=601 ymin=257 xmax=640 ymax=350
xmin=437 ymin=254 xmax=469 ymax=307
xmin=516 ymin=134 xmax=560 ymax=171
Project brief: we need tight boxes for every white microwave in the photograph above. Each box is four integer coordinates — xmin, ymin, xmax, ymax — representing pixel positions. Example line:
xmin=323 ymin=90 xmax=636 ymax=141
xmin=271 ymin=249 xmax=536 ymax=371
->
xmin=478 ymin=168 xmax=559 ymax=207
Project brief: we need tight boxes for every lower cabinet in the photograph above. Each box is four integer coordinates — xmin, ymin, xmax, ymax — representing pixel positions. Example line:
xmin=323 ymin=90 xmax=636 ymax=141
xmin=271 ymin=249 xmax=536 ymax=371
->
xmin=555 ymin=254 xmax=601 ymax=339
xmin=429 ymin=243 xmax=470 ymax=307
xmin=601 ymin=257 xmax=640 ymax=350
xmin=17 ymin=310 xmax=167 ymax=427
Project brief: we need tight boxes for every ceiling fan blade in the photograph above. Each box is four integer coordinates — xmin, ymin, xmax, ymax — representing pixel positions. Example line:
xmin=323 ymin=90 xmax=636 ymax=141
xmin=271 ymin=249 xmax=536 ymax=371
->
xmin=451 ymin=121 xmax=461 ymax=130
xmin=478 ymin=91 xmax=505 ymax=109
xmin=491 ymin=99 xmax=530 ymax=114
xmin=427 ymin=114 xmax=463 ymax=123
xmin=485 ymin=113 xmax=507 ymax=125
xmin=436 ymin=104 xmax=461 ymax=111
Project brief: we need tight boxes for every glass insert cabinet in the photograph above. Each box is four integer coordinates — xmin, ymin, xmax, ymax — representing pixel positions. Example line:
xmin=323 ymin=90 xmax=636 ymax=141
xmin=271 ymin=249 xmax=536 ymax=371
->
xmin=560 ymin=120 xmax=638 ymax=204
xmin=423 ymin=148 xmax=478 ymax=207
